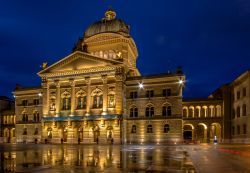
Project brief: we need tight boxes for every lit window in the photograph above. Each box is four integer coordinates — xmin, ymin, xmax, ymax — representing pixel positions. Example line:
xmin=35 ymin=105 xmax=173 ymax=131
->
xmin=146 ymin=106 xmax=154 ymax=117
xmin=33 ymin=99 xmax=39 ymax=105
xmin=164 ymin=124 xmax=170 ymax=133
xmin=131 ymin=125 xmax=136 ymax=133
xmin=108 ymin=94 xmax=115 ymax=108
xmin=77 ymin=96 xmax=87 ymax=109
xmin=147 ymin=125 xmax=153 ymax=133
xmin=130 ymin=107 xmax=138 ymax=117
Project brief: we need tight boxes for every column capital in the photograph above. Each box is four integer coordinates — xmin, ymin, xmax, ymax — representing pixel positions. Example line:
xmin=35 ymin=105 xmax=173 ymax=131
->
xmin=102 ymin=75 xmax=107 ymax=84
xmin=55 ymin=80 xmax=60 ymax=88
xmin=85 ymin=77 xmax=91 ymax=84
xmin=115 ymin=74 xmax=123 ymax=81
xmin=69 ymin=79 xmax=75 ymax=86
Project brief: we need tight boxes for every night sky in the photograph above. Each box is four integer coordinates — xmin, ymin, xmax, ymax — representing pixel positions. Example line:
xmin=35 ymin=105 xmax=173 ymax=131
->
xmin=1 ymin=0 xmax=250 ymax=98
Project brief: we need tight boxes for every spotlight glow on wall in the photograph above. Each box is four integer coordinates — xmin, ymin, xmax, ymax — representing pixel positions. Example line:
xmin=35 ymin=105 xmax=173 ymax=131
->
xmin=139 ymin=83 xmax=144 ymax=89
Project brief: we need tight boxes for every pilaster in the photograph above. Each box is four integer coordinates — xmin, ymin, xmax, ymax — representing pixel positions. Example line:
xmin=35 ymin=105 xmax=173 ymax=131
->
xmin=102 ymin=75 xmax=108 ymax=115
xmin=55 ymin=81 xmax=61 ymax=116
xmin=70 ymin=79 xmax=76 ymax=116
xmin=85 ymin=77 xmax=91 ymax=115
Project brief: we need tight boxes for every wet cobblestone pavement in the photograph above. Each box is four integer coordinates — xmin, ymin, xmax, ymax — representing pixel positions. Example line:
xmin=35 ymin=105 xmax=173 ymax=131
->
xmin=0 ymin=144 xmax=195 ymax=173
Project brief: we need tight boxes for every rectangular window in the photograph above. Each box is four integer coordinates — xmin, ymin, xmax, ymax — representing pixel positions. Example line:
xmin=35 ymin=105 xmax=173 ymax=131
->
xmin=243 ymin=87 xmax=247 ymax=97
xmin=146 ymin=90 xmax=154 ymax=98
xmin=130 ymin=91 xmax=138 ymax=99
xmin=33 ymin=99 xmax=39 ymax=105
xmin=162 ymin=89 xmax=171 ymax=97
xmin=167 ymin=89 xmax=171 ymax=96
xmin=237 ymin=91 xmax=240 ymax=100
xmin=232 ymin=126 xmax=235 ymax=135
xmin=22 ymin=100 xmax=28 ymax=106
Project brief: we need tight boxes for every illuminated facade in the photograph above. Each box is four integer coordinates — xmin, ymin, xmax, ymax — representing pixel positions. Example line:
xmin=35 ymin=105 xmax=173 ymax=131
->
xmin=0 ymin=96 xmax=14 ymax=143
xmin=231 ymin=71 xmax=250 ymax=143
xmin=14 ymin=8 xmax=184 ymax=144
xmin=12 ymin=7 xmax=250 ymax=144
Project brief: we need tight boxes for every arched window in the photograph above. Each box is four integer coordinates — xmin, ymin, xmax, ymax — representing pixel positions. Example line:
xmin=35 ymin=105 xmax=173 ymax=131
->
xmin=103 ymin=51 xmax=108 ymax=59
xmin=189 ymin=107 xmax=194 ymax=118
xmin=195 ymin=107 xmax=200 ymax=117
xmin=216 ymin=105 xmax=221 ymax=117
xmin=50 ymin=96 xmax=56 ymax=111
xmin=209 ymin=106 xmax=214 ymax=117
xmin=61 ymin=90 xmax=71 ymax=110
xmin=76 ymin=89 xmax=87 ymax=109
xmin=91 ymin=88 xmax=103 ymax=108
xmin=201 ymin=107 xmax=207 ymax=117
xmin=108 ymin=93 xmax=115 ymax=108
xmin=147 ymin=125 xmax=153 ymax=133
xmin=131 ymin=125 xmax=136 ymax=133
xmin=100 ymin=51 xmax=103 ymax=58
xmin=33 ymin=112 xmax=39 ymax=122
xmin=183 ymin=108 xmax=188 ymax=117
xmin=130 ymin=107 xmax=138 ymax=117
xmin=164 ymin=124 xmax=170 ymax=133
xmin=243 ymin=104 xmax=247 ymax=116
xmin=22 ymin=113 xmax=28 ymax=122
xmin=146 ymin=106 xmax=154 ymax=117
xmin=163 ymin=106 xmax=171 ymax=116
xmin=23 ymin=128 xmax=27 ymax=135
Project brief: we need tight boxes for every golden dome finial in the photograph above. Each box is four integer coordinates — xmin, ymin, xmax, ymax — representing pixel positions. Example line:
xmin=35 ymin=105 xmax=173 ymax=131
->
xmin=105 ymin=5 xmax=116 ymax=20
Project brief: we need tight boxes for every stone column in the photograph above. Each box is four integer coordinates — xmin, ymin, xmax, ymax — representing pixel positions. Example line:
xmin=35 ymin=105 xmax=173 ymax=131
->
xmin=102 ymin=75 xmax=108 ymax=115
xmin=85 ymin=77 xmax=91 ymax=116
xmin=122 ymin=119 xmax=127 ymax=144
xmin=115 ymin=74 xmax=123 ymax=115
xmin=70 ymin=79 xmax=76 ymax=116
xmin=42 ymin=79 xmax=49 ymax=117
xmin=55 ymin=81 xmax=61 ymax=116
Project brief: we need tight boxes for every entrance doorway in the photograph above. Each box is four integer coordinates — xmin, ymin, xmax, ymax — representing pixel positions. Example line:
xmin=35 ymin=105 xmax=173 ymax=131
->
xmin=63 ymin=128 xmax=68 ymax=142
xmin=183 ymin=125 xmax=193 ymax=141
xmin=93 ymin=125 xmax=100 ymax=143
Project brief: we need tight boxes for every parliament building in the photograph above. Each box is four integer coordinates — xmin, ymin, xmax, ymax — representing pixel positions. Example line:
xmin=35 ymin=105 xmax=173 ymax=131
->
xmin=9 ymin=8 xmax=249 ymax=144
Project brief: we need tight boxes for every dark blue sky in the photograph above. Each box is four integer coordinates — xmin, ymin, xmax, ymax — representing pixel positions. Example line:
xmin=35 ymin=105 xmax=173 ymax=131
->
xmin=1 ymin=0 xmax=250 ymax=98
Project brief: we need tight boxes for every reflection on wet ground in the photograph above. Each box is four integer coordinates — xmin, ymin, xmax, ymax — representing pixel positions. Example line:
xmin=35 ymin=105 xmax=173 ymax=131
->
xmin=0 ymin=144 xmax=196 ymax=173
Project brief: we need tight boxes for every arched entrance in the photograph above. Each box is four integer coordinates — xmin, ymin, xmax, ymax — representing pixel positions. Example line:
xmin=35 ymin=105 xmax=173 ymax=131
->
xmin=183 ymin=124 xmax=194 ymax=141
xmin=196 ymin=123 xmax=207 ymax=143
xmin=78 ymin=127 xmax=83 ymax=142
xmin=93 ymin=125 xmax=100 ymax=143
xmin=47 ymin=127 xmax=52 ymax=143
xmin=106 ymin=126 xmax=113 ymax=143
xmin=4 ymin=128 xmax=10 ymax=143
xmin=63 ymin=128 xmax=68 ymax=142
xmin=210 ymin=123 xmax=222 ymax=143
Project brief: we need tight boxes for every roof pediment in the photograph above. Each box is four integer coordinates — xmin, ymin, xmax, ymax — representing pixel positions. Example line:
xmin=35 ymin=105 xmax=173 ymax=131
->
xmin=38 ymin=51 xmax=122 ymax=77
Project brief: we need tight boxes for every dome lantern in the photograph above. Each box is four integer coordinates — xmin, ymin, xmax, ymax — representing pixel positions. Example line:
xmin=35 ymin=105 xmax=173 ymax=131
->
xmin=105 ymin=6 xmax=116 ymax=20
